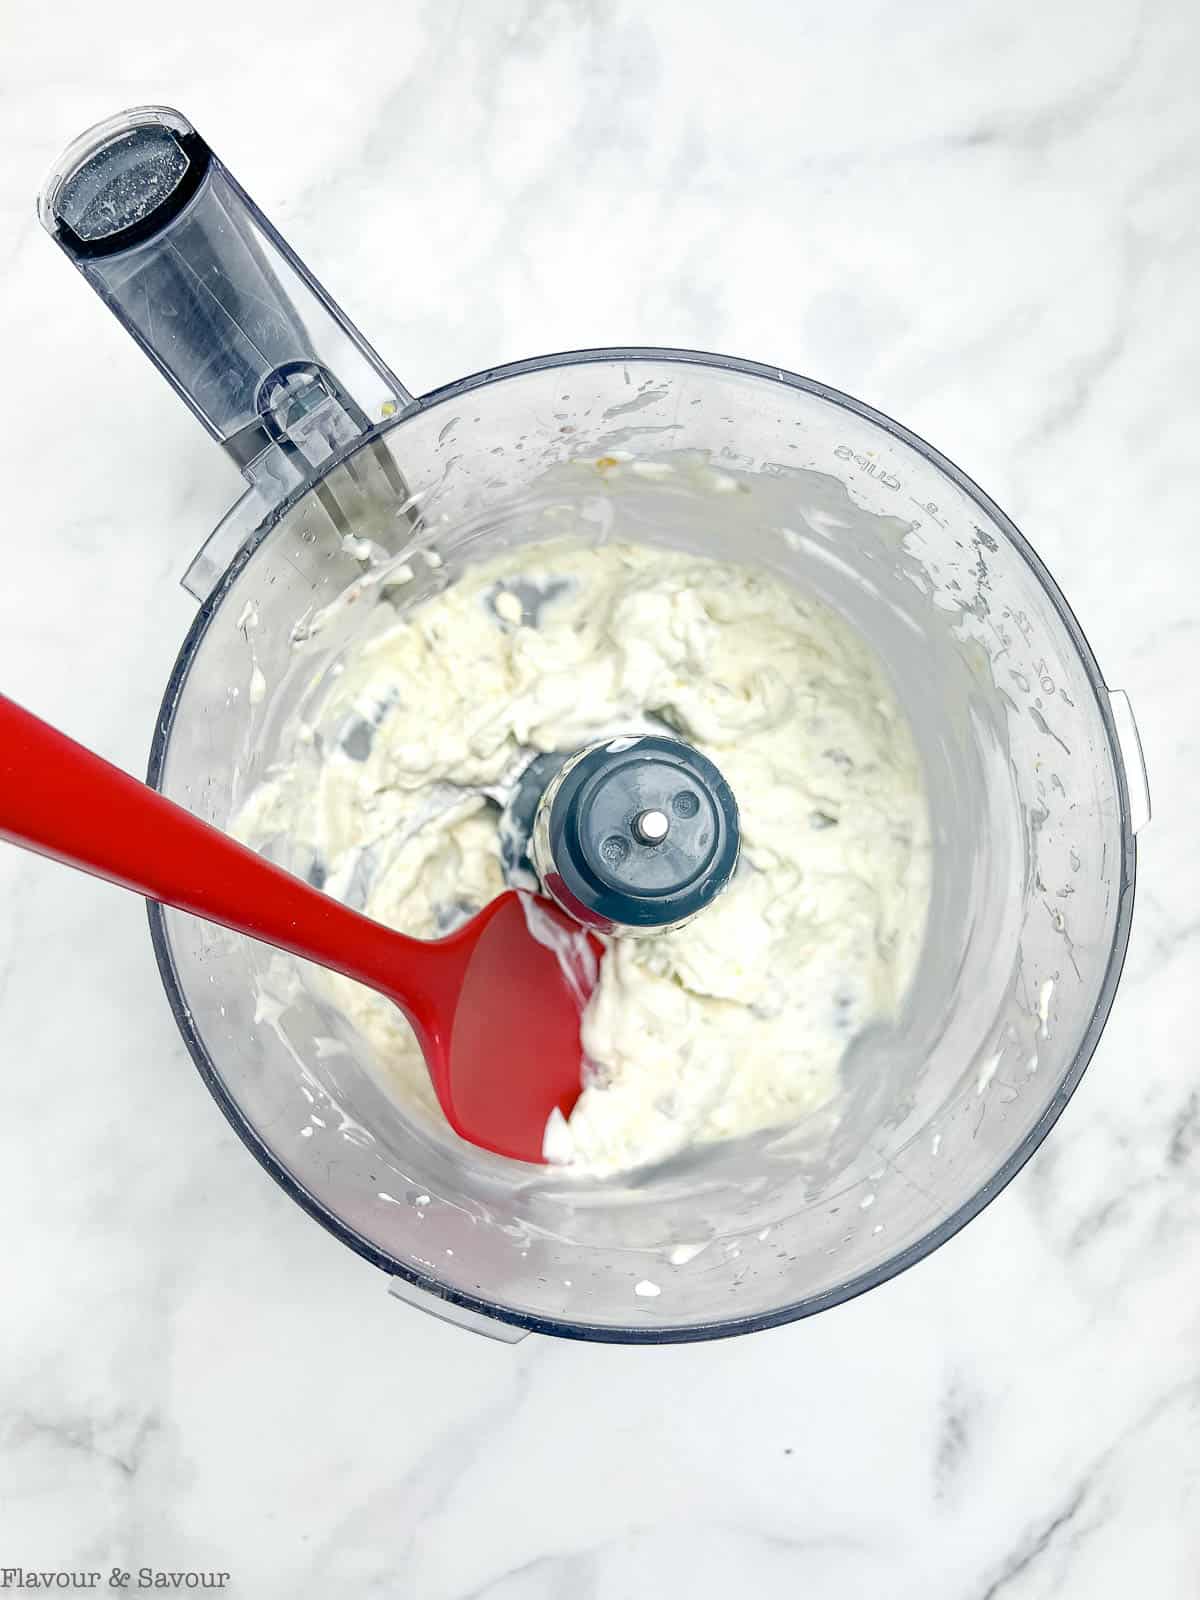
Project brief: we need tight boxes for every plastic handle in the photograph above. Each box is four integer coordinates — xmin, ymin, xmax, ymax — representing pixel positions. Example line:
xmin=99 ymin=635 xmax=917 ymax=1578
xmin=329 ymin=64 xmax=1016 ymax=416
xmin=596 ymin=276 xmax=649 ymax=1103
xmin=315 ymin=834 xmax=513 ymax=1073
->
xmin=1107 ymin=689 xmax=1151 ymax=835
xmin=0 ymin=694 xmax=451 ymax=1022
xmin=38 ymin=107 xmax=412 ymax=481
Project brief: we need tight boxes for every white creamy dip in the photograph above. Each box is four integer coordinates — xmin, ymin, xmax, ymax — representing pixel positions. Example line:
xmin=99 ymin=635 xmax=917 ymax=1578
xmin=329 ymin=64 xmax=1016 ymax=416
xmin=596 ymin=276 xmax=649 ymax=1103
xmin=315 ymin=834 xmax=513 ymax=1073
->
xmin=235 ymin=538 xmax=931 ymax=1175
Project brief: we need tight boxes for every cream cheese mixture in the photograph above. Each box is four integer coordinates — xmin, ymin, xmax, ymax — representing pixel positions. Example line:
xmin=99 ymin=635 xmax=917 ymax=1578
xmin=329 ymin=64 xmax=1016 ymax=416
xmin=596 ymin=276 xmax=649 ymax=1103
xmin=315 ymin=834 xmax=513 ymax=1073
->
xmin=235 ymin=538 xmax=931 ymax=1175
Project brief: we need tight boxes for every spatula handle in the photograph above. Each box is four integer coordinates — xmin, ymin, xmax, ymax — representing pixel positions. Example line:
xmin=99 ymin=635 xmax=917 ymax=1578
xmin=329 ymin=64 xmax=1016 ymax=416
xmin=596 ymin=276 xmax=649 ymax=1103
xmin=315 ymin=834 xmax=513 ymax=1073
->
xmin=0 ymin=693 xmax=447 ymax=1012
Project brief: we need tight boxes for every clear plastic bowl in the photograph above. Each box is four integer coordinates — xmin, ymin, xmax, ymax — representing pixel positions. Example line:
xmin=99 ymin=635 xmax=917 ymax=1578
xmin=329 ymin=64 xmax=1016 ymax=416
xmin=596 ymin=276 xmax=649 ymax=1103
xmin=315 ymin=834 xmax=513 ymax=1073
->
xmin=147 ymin=349 xmax=1141 ymax=1342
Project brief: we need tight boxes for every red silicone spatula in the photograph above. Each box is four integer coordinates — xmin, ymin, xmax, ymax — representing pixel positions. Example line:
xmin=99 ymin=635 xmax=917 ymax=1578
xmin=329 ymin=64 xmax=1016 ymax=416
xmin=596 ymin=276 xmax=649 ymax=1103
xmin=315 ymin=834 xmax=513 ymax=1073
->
xmin=0 ymin=694 xmax=598 ymax=1162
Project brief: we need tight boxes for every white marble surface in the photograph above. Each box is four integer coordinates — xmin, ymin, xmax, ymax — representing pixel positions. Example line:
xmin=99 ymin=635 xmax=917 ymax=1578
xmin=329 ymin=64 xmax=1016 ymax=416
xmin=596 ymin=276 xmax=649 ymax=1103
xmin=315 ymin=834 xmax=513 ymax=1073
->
xmin=1 ymin=0 xmax=1197 ymax=1593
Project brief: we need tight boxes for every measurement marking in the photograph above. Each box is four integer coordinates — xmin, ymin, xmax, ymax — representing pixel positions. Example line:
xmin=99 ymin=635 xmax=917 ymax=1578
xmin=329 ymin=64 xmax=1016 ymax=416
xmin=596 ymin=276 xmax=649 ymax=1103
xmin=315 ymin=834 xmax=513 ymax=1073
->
xmin=908 ymin=496 xmax=947 ymax=528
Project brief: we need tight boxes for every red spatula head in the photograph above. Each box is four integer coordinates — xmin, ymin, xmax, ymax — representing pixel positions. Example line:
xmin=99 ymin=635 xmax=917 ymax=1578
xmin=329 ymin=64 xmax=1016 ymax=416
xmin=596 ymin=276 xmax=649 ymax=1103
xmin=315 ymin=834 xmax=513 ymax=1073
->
xmin=402 ymin=892 xmax=602 ymax=1163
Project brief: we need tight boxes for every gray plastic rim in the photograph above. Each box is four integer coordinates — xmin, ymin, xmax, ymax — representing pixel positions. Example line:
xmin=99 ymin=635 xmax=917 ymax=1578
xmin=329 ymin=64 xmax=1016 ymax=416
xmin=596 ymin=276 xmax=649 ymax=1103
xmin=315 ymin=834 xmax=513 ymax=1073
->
xmin=146 ymin=346 xmax=1138 ymax=1344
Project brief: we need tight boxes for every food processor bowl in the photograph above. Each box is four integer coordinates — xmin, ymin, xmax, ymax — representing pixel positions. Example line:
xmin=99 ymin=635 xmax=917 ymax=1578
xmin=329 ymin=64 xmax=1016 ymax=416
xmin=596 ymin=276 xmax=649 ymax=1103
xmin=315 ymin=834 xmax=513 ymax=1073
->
xmin=40 ymin=110 xmax=1148 ymax=1342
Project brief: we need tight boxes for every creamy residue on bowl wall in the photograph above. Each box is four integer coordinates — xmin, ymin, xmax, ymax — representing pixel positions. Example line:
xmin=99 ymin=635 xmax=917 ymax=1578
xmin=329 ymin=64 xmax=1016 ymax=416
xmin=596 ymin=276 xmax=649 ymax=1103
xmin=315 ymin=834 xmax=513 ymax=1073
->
xmin=234 ymin=527 xmax=931 ymax=1176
